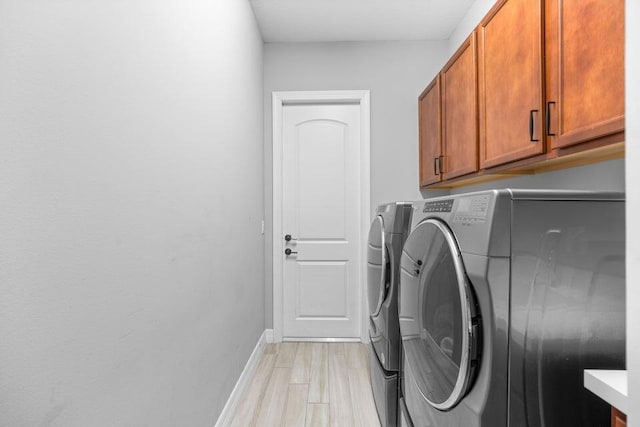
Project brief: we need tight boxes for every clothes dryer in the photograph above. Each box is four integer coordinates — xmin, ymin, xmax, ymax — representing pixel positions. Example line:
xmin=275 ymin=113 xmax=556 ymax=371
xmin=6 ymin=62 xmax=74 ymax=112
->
xmin=398 ymin=190 xmax=625 ymax=427
xmin=367 ymin=202 xmax=412 ymax=427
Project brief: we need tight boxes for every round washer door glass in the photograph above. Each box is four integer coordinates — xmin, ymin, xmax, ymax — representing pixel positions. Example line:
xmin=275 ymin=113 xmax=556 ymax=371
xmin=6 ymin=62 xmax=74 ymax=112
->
xmin=399 ymin=218 xmax=480 ymax=410
xmin=367 ymin=216 xmax=388 ymax=317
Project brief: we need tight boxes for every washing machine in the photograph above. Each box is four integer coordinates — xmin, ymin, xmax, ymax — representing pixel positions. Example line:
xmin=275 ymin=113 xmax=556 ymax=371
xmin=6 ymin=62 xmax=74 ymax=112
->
xmin=367 ymin=202 xmax=412 ymax=427
xmin=398 ymin=189 xmax=625 ymax=427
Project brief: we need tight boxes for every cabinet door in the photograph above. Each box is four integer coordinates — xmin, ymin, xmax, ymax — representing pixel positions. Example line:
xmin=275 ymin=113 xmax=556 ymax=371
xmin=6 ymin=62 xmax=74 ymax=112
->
xmin=545 ymin=0 xmax=624 ymax=149
xmin=442 ymin=32 xmax=478 ymax=180
xmin=419 ymin=76 xmax=442 ymax=187
xmin=478 ymin=0 xmax=545 ymax=168
xmin=611 ymin=407 xmax=626 ymax=427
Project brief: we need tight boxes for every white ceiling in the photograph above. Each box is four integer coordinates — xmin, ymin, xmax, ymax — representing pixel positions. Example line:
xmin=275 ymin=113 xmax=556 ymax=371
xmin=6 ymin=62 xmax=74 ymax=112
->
xmin=250 ymin=0 xmax=476 ymax=43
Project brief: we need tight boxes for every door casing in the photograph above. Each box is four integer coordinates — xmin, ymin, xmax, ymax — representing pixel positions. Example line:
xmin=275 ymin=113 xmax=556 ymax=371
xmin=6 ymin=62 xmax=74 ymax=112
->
xmin=271 ymin=90 xmax=371 ymax=343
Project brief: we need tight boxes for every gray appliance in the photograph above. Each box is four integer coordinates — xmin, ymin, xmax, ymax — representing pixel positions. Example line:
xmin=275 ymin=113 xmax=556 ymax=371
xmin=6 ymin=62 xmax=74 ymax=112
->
xmin=367 ymin=202 xmax=412 ymax=427
xmin=398 ymin=189 xmax=625 ymax=427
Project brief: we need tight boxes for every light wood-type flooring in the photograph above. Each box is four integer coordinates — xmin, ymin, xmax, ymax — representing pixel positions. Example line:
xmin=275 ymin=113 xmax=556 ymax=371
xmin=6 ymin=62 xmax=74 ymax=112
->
xmin=230 ymin=342 xmax=382 ymax=427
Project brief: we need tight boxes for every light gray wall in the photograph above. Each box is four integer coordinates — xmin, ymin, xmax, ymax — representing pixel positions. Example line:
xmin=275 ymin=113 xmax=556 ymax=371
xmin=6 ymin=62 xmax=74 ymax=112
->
xmin=450 ymin=158 xmax=625 ymax=194
xmin=448 ymin=0 xmax=496 ymax=54
xmin=626 ymin=0 xmax=639 ymax=424
xmin=263 ymin=41 xmax=450 ymax=327
xmin=0 ymin=0 xmax=264 ymax=425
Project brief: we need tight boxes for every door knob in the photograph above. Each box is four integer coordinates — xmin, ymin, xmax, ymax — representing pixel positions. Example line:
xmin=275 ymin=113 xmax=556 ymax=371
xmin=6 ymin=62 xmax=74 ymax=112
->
xmin=285 ymin=234 xmax=298 ymax=242
xmin=285 ymin=248 xmax=298 ymax=256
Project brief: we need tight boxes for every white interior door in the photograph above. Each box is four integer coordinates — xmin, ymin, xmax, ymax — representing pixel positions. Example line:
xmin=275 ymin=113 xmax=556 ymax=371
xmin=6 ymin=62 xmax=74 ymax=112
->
xmin=280 ymin=102 xmax=362 ymax=339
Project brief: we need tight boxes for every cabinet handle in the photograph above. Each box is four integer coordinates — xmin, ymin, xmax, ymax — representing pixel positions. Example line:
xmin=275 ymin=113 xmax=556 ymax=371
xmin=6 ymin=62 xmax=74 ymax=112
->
xmin=439 ymin=156 xmax=445 ymax=174
xmin=529 ymin=110 xmax=540 ymax=142
xmin=545 ymin=101 xmax=556 ymax=136
xmin=434 ymin=157 xmax=440 ymax=175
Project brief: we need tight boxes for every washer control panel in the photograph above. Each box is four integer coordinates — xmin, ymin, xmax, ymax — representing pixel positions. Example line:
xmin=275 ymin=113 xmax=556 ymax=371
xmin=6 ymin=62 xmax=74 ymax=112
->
xmin=423 ymin=199 xmax=454 ymax=213
xmin=453 ymin=195 xmax=491 ymax=224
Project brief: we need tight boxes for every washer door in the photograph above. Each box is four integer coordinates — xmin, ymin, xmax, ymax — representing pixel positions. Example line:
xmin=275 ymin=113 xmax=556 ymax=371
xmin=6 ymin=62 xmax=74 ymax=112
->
xmin=367 ymin=216 xmax=389 ymax=317
xmin=399 ymin=218 xmax=481 ymax=411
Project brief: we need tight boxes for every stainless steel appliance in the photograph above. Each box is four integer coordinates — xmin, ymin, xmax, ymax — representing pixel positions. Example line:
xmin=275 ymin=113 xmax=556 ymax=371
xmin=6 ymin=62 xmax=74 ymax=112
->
xmin=367 ymin=202 xmax=412 ymax=427
xmin=398 ymin=189 xmax=625 ymax=427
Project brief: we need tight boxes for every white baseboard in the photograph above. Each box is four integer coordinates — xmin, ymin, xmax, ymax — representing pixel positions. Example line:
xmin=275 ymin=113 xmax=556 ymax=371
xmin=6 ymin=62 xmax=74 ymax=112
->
xmin=214 ymin=329 xmax=271 ymax=427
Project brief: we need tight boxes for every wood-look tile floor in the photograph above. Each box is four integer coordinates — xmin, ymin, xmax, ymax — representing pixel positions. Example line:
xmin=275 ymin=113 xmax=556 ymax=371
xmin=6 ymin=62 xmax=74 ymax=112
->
xmin=230 ymin=342 xmax=382 ymax=427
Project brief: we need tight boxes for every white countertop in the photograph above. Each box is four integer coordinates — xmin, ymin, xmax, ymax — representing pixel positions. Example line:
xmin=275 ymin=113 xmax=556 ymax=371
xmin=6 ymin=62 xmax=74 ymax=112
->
xmin=584 ymin=369 xmax=627 ymax=414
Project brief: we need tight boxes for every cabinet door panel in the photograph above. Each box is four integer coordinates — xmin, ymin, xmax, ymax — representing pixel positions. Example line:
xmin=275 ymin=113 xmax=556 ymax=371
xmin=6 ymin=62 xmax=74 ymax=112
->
xmin=478 ymin=0 xmax=545 ymax=168
xmin=442 ymin=33 xmax=478 ymax=181
xmin=546 ymin=0 xmax=624 ymax=148
xmin=419 ymin=77 xmax=442 ymax=187
xmin=611 ymin=407 xmax=626 ymax=427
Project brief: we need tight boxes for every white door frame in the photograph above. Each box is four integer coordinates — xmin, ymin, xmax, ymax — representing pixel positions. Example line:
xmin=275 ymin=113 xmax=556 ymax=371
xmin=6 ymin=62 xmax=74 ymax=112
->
xmin=272 ymin=90 xmax=371 ymax=343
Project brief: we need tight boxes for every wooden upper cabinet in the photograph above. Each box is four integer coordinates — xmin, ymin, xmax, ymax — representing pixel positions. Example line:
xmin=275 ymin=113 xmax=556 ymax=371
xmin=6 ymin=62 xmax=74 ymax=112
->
xmin=478 ymin=0 xmax=545 ymax=169
xmin=417 ymin=0 xmax=624 ymax=188
xmin=441 ymin=32 xmax=479 ymax=180
xmin=545 ymin=0 xmax=625 ymax=149
xmin=419 ymin=76 xmax=442 ymax=187
xmin=611 ymin=407 xmax=626 ymax=427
